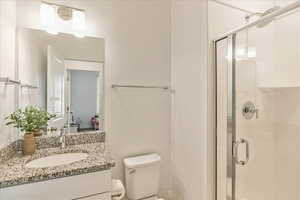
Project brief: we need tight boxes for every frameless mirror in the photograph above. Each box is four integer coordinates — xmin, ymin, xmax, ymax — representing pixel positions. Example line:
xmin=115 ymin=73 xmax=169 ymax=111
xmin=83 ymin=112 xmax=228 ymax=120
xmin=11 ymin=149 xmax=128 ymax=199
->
xmin=17 ymin=28 xmax=105 ymax=136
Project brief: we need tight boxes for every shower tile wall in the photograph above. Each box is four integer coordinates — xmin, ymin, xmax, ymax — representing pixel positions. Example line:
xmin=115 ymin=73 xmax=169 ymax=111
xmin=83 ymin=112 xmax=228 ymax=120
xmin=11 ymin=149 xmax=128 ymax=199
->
xmin=235 ymin=51 xmax=277 ymax=200
xmin=235 ymin=6 xmax=300 ymax=198
xmin=234 ymin=71 xmax=300 ymax=200
xmin=274 ymin=90 xmax=300 ymax=200
xmin=255 ymin=4 xmax=300 ymax=199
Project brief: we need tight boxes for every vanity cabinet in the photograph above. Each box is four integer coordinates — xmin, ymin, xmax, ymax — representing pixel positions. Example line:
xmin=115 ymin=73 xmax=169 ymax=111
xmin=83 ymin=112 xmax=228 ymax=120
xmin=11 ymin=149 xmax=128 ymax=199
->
xmin=76 ymin=193 xmax=110 ymax=200
xmin=0 ymin=170 xmax=112 ymax=200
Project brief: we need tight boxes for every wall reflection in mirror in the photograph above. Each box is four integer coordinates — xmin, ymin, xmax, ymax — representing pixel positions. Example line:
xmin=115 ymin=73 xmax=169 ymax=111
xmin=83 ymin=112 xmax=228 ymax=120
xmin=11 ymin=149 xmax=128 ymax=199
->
xmin=17 ymin=28 xmax=105 ymax=136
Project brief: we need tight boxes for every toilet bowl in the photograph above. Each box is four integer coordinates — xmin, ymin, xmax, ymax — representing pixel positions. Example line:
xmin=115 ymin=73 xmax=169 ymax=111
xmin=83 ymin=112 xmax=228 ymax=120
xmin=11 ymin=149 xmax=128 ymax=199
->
xmin=142 ymin=196 xmax=164 ymax=200
xmin=124 ymin=153 xmax=163 ymax=200
xmin=112 ymin=179 xmax=125 ymax=200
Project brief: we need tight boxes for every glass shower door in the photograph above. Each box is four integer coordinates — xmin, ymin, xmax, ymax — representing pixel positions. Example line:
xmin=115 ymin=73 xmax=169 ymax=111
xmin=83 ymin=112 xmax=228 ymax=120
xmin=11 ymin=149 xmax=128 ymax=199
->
xmin=215 ymin=3 xmax=300 ymax=200
xmin=234 ymin=8 xmax=300 ymax=200
xmin=233 ymin=28 xmax=277 ymax=200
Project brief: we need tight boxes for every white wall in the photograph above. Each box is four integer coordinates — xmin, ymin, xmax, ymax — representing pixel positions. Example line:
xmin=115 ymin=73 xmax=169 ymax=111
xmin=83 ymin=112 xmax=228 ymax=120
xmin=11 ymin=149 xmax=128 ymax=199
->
xmin=103 ymin=2 xmax=172 ymax=197
xmin=171 ymin=0 xmax=208 ymax=200
xmin=17 ymin=0 xmax=172 ymax=197
xmin=0 ymin=0 xmax=18 ymax=148
xmin=18 ymin=28 xmax=47 ymax=109
xmin=263 ymin=1 xmax=300 ymax=199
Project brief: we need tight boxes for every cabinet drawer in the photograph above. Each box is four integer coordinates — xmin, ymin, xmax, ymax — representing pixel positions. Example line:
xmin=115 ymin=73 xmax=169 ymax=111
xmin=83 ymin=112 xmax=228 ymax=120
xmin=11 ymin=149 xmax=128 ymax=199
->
xmin=74 ymin=192 xmax=111 ymax=200
xmin=0 ymin=170 xmax=111 ymax=200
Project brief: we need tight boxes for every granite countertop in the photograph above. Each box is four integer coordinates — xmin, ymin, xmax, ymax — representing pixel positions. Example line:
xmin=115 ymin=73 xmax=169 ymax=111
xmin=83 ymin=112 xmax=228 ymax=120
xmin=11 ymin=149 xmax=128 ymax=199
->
xmin=0 ymin=142 xmax=115 ymax=188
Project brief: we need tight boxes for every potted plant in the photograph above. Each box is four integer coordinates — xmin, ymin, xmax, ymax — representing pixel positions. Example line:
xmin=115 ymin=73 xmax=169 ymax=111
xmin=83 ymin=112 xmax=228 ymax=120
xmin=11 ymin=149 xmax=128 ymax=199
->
xmin=5 ymin=106 xmax=56 ymax=155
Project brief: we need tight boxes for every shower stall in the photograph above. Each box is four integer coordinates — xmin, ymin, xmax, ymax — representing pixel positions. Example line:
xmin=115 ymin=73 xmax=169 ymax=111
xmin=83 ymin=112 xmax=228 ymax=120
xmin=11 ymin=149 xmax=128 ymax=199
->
xmin=214 ymin=1 xmax=300 ymax=200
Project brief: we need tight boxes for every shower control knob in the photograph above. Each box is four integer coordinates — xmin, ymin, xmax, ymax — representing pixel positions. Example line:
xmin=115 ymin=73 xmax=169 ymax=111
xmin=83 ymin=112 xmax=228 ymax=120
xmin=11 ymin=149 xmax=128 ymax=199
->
xmin=255 ymin=108 xmax=259 ymax=119
xmin=242 ymin=101 xmax=258 ymax=120
xmin=243 ymin=107 xmax=250 ymax=113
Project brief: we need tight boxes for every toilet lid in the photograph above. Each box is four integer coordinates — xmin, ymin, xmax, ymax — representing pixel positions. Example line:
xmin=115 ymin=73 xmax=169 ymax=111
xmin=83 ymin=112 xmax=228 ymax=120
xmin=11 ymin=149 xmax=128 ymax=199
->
xmin=124 ymin=153 xmax=161 ymax=168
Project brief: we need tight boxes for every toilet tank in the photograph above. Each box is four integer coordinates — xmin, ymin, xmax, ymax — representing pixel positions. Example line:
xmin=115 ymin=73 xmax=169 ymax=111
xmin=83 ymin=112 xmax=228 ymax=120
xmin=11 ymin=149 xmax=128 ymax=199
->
xmin=124 ymin=153 xmax=161 ymax=200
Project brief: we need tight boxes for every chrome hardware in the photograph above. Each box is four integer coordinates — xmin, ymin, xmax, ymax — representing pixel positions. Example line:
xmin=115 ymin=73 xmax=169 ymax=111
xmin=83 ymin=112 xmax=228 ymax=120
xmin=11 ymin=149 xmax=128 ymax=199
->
xmin=0 ymin=77 xmax=21 ymax=86
xmin=59 ymin=128 xmax=66 ymax=149
xmin=21 ymin=84 xmax=38 ymax=89
xmin=242 ymin=101 xmax=258 ymax=119
xmin=233 ymin=138 xmax=250 ymax=166
xmin=128 ymin=168 xmax=136 ymax=174
xmin=49 ymin=127 xmax=58 ymax=132
xmin=112 ymin=84 xmax=169 ymax=90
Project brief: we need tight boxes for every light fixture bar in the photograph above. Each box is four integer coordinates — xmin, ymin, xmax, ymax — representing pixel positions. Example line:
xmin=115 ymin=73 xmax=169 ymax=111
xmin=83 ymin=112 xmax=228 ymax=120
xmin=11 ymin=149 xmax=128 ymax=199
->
xmin=0 ymin=77 xmax=21 ymax=85
xmin=41 ymin=1 xmax=85 ymax=12
xmin=21 ymin=84 xmax=38 ymax=89
xmin=112 ymin=84 xmax=169 ymax=90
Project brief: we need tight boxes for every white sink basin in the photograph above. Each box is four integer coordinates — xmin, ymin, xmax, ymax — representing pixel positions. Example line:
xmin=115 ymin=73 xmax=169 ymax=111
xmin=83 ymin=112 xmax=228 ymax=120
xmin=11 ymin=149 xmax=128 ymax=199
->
xmin=26 ymin=153 xmax=89 ymax=168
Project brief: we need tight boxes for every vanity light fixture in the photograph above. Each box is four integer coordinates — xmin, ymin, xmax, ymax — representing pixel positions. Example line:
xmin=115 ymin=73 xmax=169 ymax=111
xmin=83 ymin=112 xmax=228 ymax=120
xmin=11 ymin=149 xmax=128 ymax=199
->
xmin=40 ymin=1 xmax=86 ymax=37
xmin=40 ymin=3 xmax=58 ymax=35
xmin=72 ymin=10 xmax=86 ymax=38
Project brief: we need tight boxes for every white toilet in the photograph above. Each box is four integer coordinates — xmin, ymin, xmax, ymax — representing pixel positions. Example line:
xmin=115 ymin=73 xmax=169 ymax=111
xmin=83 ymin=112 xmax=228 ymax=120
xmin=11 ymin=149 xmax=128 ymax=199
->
xmin=124 ymin=153 xmax=162 ymax=200
xmin=112 ymin=179 xmax=126 ymax=200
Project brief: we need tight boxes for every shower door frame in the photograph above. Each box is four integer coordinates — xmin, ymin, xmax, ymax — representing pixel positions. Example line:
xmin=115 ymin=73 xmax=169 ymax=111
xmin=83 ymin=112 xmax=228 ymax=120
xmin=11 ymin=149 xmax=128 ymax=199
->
xmin=214 ymin=34 xmax=237 ymax=200
xmin=213 ymin=1 xmax=300 ymax=200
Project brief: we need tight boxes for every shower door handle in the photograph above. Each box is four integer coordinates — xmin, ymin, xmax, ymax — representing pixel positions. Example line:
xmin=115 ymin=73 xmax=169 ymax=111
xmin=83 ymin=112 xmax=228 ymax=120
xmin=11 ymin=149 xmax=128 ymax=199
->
xmin=233 ymin=138 xmax=250 ymax=166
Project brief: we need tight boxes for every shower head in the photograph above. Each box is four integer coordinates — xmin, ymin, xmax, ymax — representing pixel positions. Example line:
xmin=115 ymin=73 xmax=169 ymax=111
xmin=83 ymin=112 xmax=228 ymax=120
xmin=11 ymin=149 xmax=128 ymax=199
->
xmin=256 ymin=6 xmax=281 ymax=28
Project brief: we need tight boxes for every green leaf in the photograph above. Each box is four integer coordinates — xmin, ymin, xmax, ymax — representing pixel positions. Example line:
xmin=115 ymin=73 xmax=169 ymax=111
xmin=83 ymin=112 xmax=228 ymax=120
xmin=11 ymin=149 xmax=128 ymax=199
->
xmin=5 ymin=106 xmax=56 ymax=134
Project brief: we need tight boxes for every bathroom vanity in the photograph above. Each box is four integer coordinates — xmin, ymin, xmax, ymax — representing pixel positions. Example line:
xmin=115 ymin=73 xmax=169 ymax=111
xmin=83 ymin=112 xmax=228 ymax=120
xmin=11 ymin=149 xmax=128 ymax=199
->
xmin=0 ymin=25 xmax=111 ymax=199
xmin=0 ymin=170 xmax=111 ymax=200
xmin=0 ymin=133 xmax=115 ymax=200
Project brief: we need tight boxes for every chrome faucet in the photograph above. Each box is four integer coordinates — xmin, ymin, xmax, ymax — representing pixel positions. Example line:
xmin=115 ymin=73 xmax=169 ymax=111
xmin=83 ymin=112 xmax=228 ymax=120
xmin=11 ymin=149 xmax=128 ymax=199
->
xmin=59 ymin=128 xmax=66 ymax=149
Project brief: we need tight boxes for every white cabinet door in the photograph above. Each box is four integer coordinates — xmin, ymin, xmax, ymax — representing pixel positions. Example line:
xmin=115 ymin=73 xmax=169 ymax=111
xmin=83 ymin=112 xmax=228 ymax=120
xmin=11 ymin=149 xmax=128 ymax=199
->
xmin=75 ymin=192 xmax=111 ymax=200
xmin=0 ymin=170 xmax=111 ymax=200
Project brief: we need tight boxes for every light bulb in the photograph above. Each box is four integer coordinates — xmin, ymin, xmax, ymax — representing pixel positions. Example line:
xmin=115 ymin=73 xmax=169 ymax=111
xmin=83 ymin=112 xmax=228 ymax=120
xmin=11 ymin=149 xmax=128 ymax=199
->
xmin=40 ymin=3 xmax=58 ymax=35
xmin=72 ymin=10 xmax=86 ymax=38
xmin=247 ymin=47 xmax=256 ymax=58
